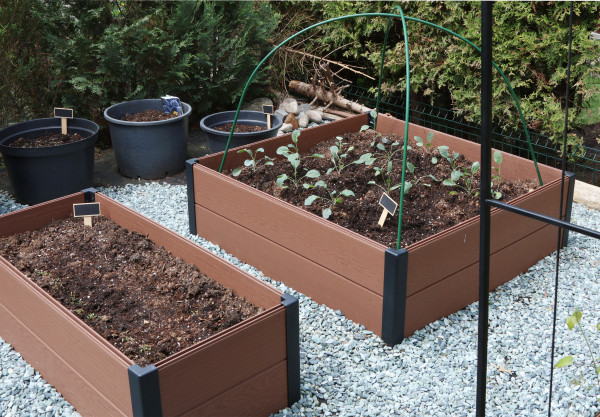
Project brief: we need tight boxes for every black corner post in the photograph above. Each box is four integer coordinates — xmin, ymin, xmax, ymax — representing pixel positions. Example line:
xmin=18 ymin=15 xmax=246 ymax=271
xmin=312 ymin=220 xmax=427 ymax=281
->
xmin=185 ymin=158 xmax=198 ymax=235
xmin=562 ymin=171 xmax=576 ymax=247
xmin=81 ymin=187 xmax=97 ymax=202
xmin=477 ymin=2 xmax=493 ymax=417
xmin=381 ymin=248 xmax=408 ymax=346
xmin=281 ymin=293 xmax=301 ymax=405
xmin=128 ymin=364 xmax=163 ymax=417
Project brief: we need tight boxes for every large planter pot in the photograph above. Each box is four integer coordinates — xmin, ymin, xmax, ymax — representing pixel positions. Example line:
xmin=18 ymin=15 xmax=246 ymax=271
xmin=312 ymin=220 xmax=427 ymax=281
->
xmin=186 ymin=113 xmax=575 ymax=346
xmin=104 ymin=99 xmax=191 ymax=179
xmin=0 ymin=190 xmax=299 ymax=417
xmin=200 ymin=110 xmax=283 ymax=154
xmin=0 ymin=118 xmax=98 ymax=205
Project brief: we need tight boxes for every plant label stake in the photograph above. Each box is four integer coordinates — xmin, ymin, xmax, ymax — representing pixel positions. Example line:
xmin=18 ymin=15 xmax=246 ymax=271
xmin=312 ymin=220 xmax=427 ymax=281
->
xmin=73 ymin=202 xmax=101 ymax=227
xmin=54 ymin=108 xmax=73 ymax=135
xmin=378 ymin=193 xmax=398 ymax=227
xmin=263 ymin=104 xmax=274 ymax=129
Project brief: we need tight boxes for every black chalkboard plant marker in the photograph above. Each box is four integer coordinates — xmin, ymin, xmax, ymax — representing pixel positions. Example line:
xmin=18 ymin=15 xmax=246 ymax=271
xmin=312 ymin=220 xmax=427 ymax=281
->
xmin=73 ymin=202 xmax=101 ymax=227
xmin=263 ymin=104 xmax=274 ymax=129
xmin=378 ymin=192 xmax=398 ymax=227
xmin=54 ymin=108 xmax=73 ymax=135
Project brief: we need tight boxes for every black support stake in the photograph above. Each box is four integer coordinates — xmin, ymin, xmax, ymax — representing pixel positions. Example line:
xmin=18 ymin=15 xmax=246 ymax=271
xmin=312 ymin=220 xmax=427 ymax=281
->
xmin=281 ymin=294 xmax=300 ymax=405
xmin=381 ymin=248 xmax=408 ymax=346
xmin=81 ymin=187 xmax=97 ymax=203
xmin=477 ymin=2 xmax=493 ymax=416
xmin=128 ymin=364 xmax=162 ymax=417
xmin=185 ymin=158 xmax=198 ymax=235
xmin=562 ymin=171 xmax=576 ymax=247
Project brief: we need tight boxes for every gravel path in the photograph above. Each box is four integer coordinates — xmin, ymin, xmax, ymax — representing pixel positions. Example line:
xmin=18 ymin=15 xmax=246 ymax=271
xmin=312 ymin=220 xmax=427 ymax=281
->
xmin=1 ymin=183 xmax=599 ymax=416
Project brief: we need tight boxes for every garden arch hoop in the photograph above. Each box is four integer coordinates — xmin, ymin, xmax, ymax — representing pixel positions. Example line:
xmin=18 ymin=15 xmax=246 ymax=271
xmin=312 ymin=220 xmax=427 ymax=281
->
xmin=217 ymin=9 xmax=544 ymax=250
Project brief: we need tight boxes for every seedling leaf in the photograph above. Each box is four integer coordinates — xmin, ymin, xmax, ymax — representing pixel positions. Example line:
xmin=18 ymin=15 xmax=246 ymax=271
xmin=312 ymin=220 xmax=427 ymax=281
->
xmin=494 ymin=150 xmax=503 ymax=165
xmin=554 ymin=356 xmax=573 ymax=368
xmin=304 ymin=195 xmax=320 ymax=205
xmin=323 ymin=207 xmax=332 ymax=219
xmin=340 ymin=189 xmax=355 ymax=197
xmin=232 ymin=168 xmax=242 ymax=177
xmin=305 ymin=169 xmax=320 ymax=178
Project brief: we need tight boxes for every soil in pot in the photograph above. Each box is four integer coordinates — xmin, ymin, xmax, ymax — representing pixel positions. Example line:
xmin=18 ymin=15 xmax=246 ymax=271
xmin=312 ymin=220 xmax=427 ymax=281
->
xmin=213 ymin=123 xmax=267 ymax=133
xmin=229 ymin=129 xmax=538 ymax=248
xmin=8 ymin=133 xmax=85 ymax=148
xmin=0 ymin=216 xmax=262 ymax=366
xmin=121 ymin=109 xmax=178 ymax=122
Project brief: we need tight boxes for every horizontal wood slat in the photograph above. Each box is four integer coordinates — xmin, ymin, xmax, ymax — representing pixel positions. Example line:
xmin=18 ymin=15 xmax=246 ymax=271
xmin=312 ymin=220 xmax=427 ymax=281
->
xmin=0 ymin=257 xmax=133 ymax=417
xmin=0 ymin=193 xmax=83 ymax=238
xmin=193 ymin=166 xmax=386 ymax=295
xmin=405 ymin=177 xmax=569 ymax=296
xmin=195 ymin=204 xmax=384 ymax=334
xmin=95 ymin=194 xmax=281 ymax=310
xmin=181 ymin=361 xmax=289 ymax=417
xmin=404 ymin=223 xmax=560 ymax=335
xmin=157 ymin=306 xmax=287 ymax=416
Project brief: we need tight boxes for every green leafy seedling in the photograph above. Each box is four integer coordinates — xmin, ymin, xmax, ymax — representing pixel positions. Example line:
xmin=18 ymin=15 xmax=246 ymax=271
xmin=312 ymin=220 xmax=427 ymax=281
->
xmin=414 ymin=131 xmax=437 ymax=164
xmin=304 ymin=180 xmax=355 ymax=219
xmin=276 ymin=130 xmax=322 ymax=188
xmin=232 ymin=147 xmax=273 ymax=176
xmin=491 ymin=150 xmax=503 ymax=199
xmin=328 ymin=136 xmax=355 ymax=174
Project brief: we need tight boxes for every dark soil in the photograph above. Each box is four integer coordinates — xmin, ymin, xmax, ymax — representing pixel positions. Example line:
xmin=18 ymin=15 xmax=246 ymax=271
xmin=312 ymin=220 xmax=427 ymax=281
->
xmin=0 ymin=216 xmax=262 ymax=366
xmin=230 ymin=129 xmax=538 ymax=248
xmin=213 ymin=123 xmax=266 ymax=133
xmin=8 ymin=133 xmax=85 ymax=148
xmin=121 ymin=109 xmax=177 ymax=122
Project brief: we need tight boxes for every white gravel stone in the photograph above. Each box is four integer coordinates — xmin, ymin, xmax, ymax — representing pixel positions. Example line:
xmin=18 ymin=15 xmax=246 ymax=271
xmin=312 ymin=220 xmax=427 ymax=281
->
xmin=306 ymin=109 xmax=323 ymax=124
xmin=298 ymin=112 xmax=309 ymax=128
xmin=281 ymin=123 xmax=293 ymax=133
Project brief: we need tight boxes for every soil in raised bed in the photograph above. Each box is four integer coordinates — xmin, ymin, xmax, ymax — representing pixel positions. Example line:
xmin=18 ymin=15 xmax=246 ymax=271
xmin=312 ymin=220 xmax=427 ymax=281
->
xmin=121 ymin=109 xmax=178 ymax=122
xmin=0 ymin=216 xmax=262 ymax=366
xmin=230 ymin=129 xmax=539 ymax=248
xmin=8 ymin=133 xmax=85 ymax=148
xmin=213 ymin=123 xmax=266 ymax=133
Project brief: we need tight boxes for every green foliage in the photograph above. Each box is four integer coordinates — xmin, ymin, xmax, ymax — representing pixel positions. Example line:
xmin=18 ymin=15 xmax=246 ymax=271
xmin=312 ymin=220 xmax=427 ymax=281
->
xmin=555 ymin=308 xmax=600 ymax=394
xmin=276 ymin=130 xmax=322 ymax=188
xmin=275 ymin=1 xmax=600 ymax=148
xmin=1 ymin=0 xmax=279 ymax=144
xmin=303 ymin=180 xmax=354 ymax=219
xmin=232 ymin=148 xmax=273 ymax=176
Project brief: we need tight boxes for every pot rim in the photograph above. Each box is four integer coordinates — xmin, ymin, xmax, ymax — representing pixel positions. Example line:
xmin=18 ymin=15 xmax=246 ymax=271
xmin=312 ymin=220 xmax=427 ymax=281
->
xmin=104 ymin=99 xmax=192 ymax=127
xmin=200 ymin=110 xmax=283 ymax=137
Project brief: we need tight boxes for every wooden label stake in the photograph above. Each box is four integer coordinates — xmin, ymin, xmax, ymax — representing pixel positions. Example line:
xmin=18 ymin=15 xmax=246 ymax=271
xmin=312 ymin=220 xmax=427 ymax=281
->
xmin=54 ymin=108 xmax=73 ymax=135
xmin=263 ymin=104 xmax=274 ymax=129
xmin=377 ymin=193 xmax=398 ymax=227
xmin=73 ymin=202 xmax=101 ymax=228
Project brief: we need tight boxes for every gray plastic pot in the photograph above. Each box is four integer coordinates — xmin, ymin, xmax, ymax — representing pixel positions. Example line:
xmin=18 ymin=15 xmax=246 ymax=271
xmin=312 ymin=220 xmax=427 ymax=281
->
xmin=200 ymin=110 xmax=283 ymax=154
xmin=104 ymin=99 xmax=191 ymax=179
xmin=0 ymin=117 xmax=98 ymax=205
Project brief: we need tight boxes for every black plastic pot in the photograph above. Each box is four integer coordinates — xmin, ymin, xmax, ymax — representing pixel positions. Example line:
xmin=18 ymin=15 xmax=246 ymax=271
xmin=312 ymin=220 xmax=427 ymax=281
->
xmin=0 ymin=118 xmax=98 ymax=205
xmin=200 ymin=110 xmax=283 ymax=154
xmin=103 ymin=99 xmax=191 ymax=179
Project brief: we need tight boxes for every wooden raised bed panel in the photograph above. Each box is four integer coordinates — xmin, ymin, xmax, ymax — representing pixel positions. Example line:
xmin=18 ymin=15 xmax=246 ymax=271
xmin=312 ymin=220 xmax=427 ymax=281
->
xmin=0 ymin=190 xmax=299 ymax=417
xmin=188 ymin=113 xmax=574 ymax=345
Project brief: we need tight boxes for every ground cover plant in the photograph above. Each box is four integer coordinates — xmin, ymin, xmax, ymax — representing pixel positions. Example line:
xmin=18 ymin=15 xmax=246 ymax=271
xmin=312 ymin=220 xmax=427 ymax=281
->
xmin=0 ymin=215 xmax=262 ymax=366
xmin=230 ymin=128 xmax=537 ymax=248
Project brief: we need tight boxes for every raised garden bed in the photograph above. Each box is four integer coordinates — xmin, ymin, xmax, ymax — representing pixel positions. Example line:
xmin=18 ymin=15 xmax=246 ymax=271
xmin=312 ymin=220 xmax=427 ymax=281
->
xmin=187 ymin=113 xmax=575 ymax=345
xmin=0 ymin=190 xmax=299 ymax=417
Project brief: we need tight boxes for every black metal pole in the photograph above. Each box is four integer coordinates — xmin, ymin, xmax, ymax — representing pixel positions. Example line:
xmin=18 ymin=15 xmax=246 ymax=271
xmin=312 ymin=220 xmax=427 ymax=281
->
xmin=476 ymin=2 xmax=493 ymax=416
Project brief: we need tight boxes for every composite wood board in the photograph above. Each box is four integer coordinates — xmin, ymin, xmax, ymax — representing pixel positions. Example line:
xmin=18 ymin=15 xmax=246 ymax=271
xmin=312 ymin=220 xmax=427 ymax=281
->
xmin=194 ymin=166 xmax=386 ymax=294
xmin=96 ymin=194 xmax=281 ymax=309
xmin=157 ymin=307 xmax=287 ymax=416
xmin=376 ymin=115 xmax=561 ymax=183
xmin=198 ymin=115 xmax=367 ymax=171
xmin=404 ymin=179 xmax=567 ymax=296
xmin=0 ymin=303 xmax=131 ymax=417
xmin=195 ymin=204 xmax=384 ymax=333
xmin=403 ymin=223 xmax=559 ymax=336
xmin=0 ymin=193 xmax=82 ymax=237
xmin=180 ymin=361 xmax=288 ymax=417
xmin=156 ymin=305 xmax=282 ymax=368
xmin=0 ymin=258 xmax=132 ymax=415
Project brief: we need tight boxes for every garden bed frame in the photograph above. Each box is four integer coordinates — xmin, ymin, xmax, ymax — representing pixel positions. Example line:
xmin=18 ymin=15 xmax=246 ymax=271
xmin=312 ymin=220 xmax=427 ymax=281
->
xmin=0 ymin=189 xmax=299 ymax=417
xmin=187 ymin=113 xmax=574 ymax=345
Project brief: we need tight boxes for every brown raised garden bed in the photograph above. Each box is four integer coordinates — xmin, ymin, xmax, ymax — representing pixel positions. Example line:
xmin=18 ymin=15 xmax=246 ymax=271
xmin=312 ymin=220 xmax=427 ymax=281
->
xmin=0 ymin=190 xmax=299 ymax=417
xmin=187 ymin=113 xmax=575 ymax=346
